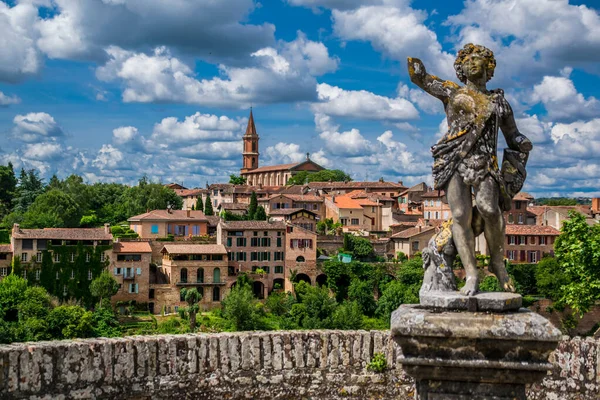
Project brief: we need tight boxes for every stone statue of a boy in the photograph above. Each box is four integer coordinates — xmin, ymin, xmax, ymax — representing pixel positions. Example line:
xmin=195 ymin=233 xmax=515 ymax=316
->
xmin=408 ymin=44 xmax=532 ymax=296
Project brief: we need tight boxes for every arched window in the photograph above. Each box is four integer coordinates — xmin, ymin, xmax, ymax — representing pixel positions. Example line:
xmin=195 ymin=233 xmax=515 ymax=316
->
xmin=252 ymin=142 xmax=256 ymax=152
xmin=296 ymin=256 xmax=305 ymax=262
xmin=197 ymin=268 xmax=204 ymax=283
xmin=213 ymin=268 xmax=221 ymax=283
xmin=180 ymin=268 xmax=188 ymax=283
xmin=252 ymin=157 xmax=256 ymax=167
xmin=212 ymin=287 xmax=220 ymax=302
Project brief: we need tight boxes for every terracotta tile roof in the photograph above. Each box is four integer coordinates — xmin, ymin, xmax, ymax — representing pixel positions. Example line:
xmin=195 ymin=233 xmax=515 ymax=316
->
xmin=208 ymin=183 xmax=235 ymax=190
xmin=354 ymin=198 xmax=381 ymax=207
xmin=220 ymin=220 xmax=286 ymax=230
xmin=174 ymin=188 xmax=207 ymax=197
xmin=390 ymin=221 xmax=418 ymax=227
xmin=391 ymin=226 xmax=435 ymax=239
xmin=505 ymin=225 xmax=560 ymax=235
xmin=128 ymin=209 xmax=208 ymax=222
xmin=277 ymin=185 xmax=311 ymax=195
xmin=218 ymin=202 xmax=249 ymax=211
xmin=12 ymin=227 xmax=112 ymax=241
xmin=527 ymin=206 xmax=547 ymax=217
xmin=206 ymin=216 xmax=221 ymax=226
xmin=242 ymin=162 xmax=300 ymax=174
xmin=421 ymin=190 xmax=446 ymax=198
xmin=267 ymin=193 xmax=323 ymax=202
xmin=113 ymin=241 xmax=152 ymax=253
xmin=418 ymin=218 xmax=446 ymax=228
xmin=308 ymin=181 xmax=406 ymax=190
xmin=268 ymin=208 xmax=317 ymax=216
xmin=407 ymin=182 xmax=428 ymax=192
xmin=165 ymin=183 xmax=187 ymax=190
xmin=0 ymin=244 xmax=12 ymax=253
xmin=514 ymin=192 xmax=534 ymax=201
xmin=330 ymin=196 xmax=363 ymax=210
xmin=162 ymin=244 xmax=227 ymax=254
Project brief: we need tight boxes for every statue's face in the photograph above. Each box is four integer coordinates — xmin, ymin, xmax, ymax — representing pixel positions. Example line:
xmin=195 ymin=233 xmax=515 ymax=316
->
xmin=463 ymin=52 xmax=487 ymax=82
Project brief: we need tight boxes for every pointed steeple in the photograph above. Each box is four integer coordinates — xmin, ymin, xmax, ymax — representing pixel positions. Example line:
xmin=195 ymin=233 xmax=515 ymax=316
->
xmin=245 ymin=108 xmax=258 ymax=137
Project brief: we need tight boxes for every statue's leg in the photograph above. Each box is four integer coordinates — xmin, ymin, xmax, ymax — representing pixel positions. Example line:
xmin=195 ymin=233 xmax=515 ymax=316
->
xmin=475 ymin=176 xmax=514 ymax=292
xmin=447 ymin=173 xmax=478 ymax=295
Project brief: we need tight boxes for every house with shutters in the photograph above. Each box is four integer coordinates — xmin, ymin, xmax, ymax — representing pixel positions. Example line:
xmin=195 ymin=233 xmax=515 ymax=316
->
xmin=128 ymin=209 xmax=209 ymax=238
xmin=504 ymin=225 xmax=560 ymax=264
xmin=111 ymin=241 xmax=152 ymax=308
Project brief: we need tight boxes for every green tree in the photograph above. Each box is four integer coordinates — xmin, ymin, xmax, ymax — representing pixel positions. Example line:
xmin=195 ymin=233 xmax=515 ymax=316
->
xmin=204 ymin=194 xmax=214 ymax=216
xmin=332 ymin=301 xmax=363 ymax=330
xmin=13 ymin=168 xmax=44 ymax=213
xmin=307 ymin=169 xmax=352 ymax=183
xmin=287 ymin=171 xmax=309 ymax=185
xmin=116 ymin=178 xmax=183 ymax=221
xmin=0 ymin=162 xmax=17 ymax=217
xmin=479 ymin=276 xmax=502 ymax=292
xmin=17 ymin=286 xmax=52 ymax=341
xmin=90 ymin=271 xmax=119 ymax=305
xmin=248 ymin=191 xmax=258 ymax=220
xmin=254 ymin=206 xmax=267 ymax=221
xmin=351 ymin=236 xmax=374 ymax=259
xmin=221 ymin=283 xmax=263 ymax=331
xmin=47 ymin=305 xmax=94 ymax=339
xmin=0 ymin=274 xmax=28 ymax=323
xmin=536 ymin=256 xmax=568 ymax=303
xmin=22 ymin=189 xmax=81 ymax=228
xmin=348 ymin=279 xmax=377 ymax=316
xmin=196 ymin=196 xmax=204 ymax=213
xmin=554 ymin=211 xmax=600 ymax=316
xmin=229 ymin=174 xmax=247 ymax=185
xmin=79 ymin=214 xmax=99 ymax=227
xmin=180 ymin=288 xmax=202 ymax=331
xmin=91 ymin=306 xmax=121 ymax=338
xmin=293 ymin=281 xmax=337 ymax=329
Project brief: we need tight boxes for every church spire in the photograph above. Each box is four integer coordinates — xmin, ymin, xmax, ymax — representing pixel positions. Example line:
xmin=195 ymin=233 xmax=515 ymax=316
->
xmin=245 ymin=108 xmax=258 ymax=137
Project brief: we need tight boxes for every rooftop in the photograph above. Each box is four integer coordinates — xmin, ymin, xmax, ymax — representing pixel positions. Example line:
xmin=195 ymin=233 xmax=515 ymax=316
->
xmin=421 ymin=190 xmax=446 ymax=198
xmin=218 ymin=203 xmax=249 ymax=211
xmin=330 ymin=196 xmax=363 ymax=210
xmin=162 ymin=244 xmax=227 ymax=255
xmin=0 ymin=244 xmax=12 ymax=253
xmin=505 ymin=225 xmax=560 ymax=235
xmin=113 ymin=241 xmax=152 ymax=253
xmin=391 ymin=226 xmax=435 ymax=239
xmin=128 ymin=209 xmax=208 ymax=222
xmin=174 ymin=188 xmax=207 ymax=197
xmin=308 ymin=181 xmax=406 ymax=190
xmin=267 ymin=193 xmax=323 ymax=202
xmin=220 ymin=220 xmax=287 ymax=230
xmin=268 ymin=208 xmax=317 ymax=216
xmin=12 ymin=226 xmax=112 ymax=241
xmin=242 ymin=162 xmax=301 ymax=174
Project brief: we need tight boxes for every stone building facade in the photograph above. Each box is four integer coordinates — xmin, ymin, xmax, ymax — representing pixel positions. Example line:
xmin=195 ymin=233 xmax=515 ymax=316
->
xmin=110 ymin=241 xmax=152 ymax=308
xmin=284 ymin=224 xmax=321 ymax=291
xmin=505 ymin=225 xmax=560 ymax=263
xmin=129 ymin=209 xmax=209 ymax=239
xmin=0 ymin=244 xmax=12 ymax=279
xmin=421 ymin=190 xmax=451 ymax=221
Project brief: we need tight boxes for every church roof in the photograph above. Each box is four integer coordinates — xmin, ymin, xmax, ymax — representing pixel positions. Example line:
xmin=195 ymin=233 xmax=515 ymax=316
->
xmin=243 ymin=162 xmax=301 ymax=174
xmin=244 ymin=109 xmax=258 ymax=137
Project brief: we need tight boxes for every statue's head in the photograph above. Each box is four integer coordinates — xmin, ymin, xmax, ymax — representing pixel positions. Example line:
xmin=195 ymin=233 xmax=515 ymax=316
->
xmin=454 ymin=43 xmax=496 ymax=84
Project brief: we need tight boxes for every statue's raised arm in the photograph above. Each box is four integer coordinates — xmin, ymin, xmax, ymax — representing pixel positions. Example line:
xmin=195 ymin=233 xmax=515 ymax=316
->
xmin=407 ymin=57 xmax=458 ymax=103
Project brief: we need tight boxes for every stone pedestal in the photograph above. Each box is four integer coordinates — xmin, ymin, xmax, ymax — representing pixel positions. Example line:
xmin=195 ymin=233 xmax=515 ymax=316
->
xmin=391 ymin=304 xmax=561 ymax=400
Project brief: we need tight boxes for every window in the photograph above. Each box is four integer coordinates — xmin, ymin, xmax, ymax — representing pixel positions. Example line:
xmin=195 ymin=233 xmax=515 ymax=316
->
xmin=235 ymin=252 xmax=246 ymax=261
xmin=424 ymin=211 xmax=430 ymax=219
xmin=117 ymin=254 xmax=142 ymax=262
xmin=528 ymin=251 xmax=537 ymax=263
xmin=53 ymin=253 xmax=60 ymax=263
xmin=508 ymin=214 xmax=514 ymax=224
xmin=350 ymin=218 xmax=359 ymax=225
xmin=412 ymin=241 xmax=420 ymax=252
xmin=0 ymin=267 xmax=8 ymax=276
xmin=56 ymin=271 xmax=59 ymax=280
xmin=436 ymin=200 xmax=441 ymax=207
xmin=519 ymin=236 xmax=526 ymax=245
xmin=70 ymin=253 xmax=75 ymax=262
xmin=274 ymin=251 xmax=284 ymax=261
xmin=151 ymin=224 xmax=159 ymax=234
xmin=70 ymin=270 xmax=75 ymax=279
xmin=340 ymin=218 xmax=348 ymax=226
xmin=212 ymin=287 xmax=220 ymax=302
xmin=508 ymin=236 xmax=516 ymax=245
xmin=251 ymin=237 xmax=259 ymax=247
xmin=101 ymin=252 xmax=106 ymax=262
xmin=264 ymin=231 xmax=268 ymax=236
xmin=21 ymin=253 xmax=27 ymax=262
xmin=129 ymin=283 xmax=138 ymax=294
xmin=518 ymin=214 xmax=524 ymax=224
xmin=253 ymin=231 xmax=258 ymax=236
xmin=227 ymin=237 xmax=232 ymax=247
xmin=507 ymin=250 xmax=516 ymax=260
xmin=88 ymin=270 xmax=92 ymax=280
xmin=37 ymin=240 xmax=47 ymax=250
xmin=63 ymin=285 xmax=67 ymax=296
xmin=36 ymin=252 xmax=42 ymax=262
xmin=213 ymin=268 xmax=221 ymax=283
xmin=540 ymin=236 xmax=546 ymax=245
xmin=515 ymin=201 xmax=522 ymax=209
xmin=197 ymin=268 xmax=204 ymax=283
xmin=371 ymin=207 xmax=375 ymax=213
xmin=261 ymin=237 xmax=271 ymax=247
xmin=530 ymin=236 xmax=536 ymax=245
xmin=35 ymin=269 xmax=41 ymax=280
xmin=277 ymin=237 xmax=282 ymax=247
xmin=149 ymin=289 xmax=155 ymax=299
xmin=296 ymin=256 xmax=305 ymax=262
xmin=22 ymin=239 xmax=33 ymax=250
xmin=86 ymin=253 xmax=90 ymax=262
xmin=275 ymin=266 xmax=284 ymax=274
xmin=237 ymin=237 xmax=247 ymax=247
xmin=0 ymin=254 xmax=6 ymax=260
xmin=262 ymin=266 xmax=270 ymax=274
xmin=22 ymin=270 xmax=27 ymax=279
xmin=435 ymin=212 xmax=439 ymax=219
xmin=180 ymin=268 xmax=188 ymax=283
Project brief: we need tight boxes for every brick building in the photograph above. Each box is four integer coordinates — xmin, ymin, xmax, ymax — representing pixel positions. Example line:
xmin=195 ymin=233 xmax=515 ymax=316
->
xmin=128 ymin=209 xmax=209 ymax=238
xmin=217 ymin=220 xmax=287 ymax=299
xmin=421 ymin=190 xmax=451 ymax=221
xmin=268 ymin=208 xmax=319 ymax=232
xmin=397 ymin=182 xmax=428 ymax=216
xmin=259 ymin=193 xmax=325 ymax=221
xmin=158 ymin=244 xmax=228 ymax=312
xmin=284 ymin=224 xmax=320 ymax=291
xmin=505 ymin=225 xmax=560 ymax=263
xmin=111 ymin=241 xmax=152 ymax=308
xmin=0 ymin=244 xmax=12 ymax=279
xmin=505 ymin=192 xmax=535 ymax=225
xmin=307 ymin=180 xmax=406 ymax=197
xmin=388 ymin=225 xmax=436 ymax=259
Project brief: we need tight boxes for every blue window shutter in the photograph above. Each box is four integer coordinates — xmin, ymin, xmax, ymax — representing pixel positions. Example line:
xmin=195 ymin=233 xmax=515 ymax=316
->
xmin=135 ymin=284 xmax=139 ymax=294
xmin=185 ymin=226 xmax=189 ymax=236
xmin=136 ymin=267 xmax=141 ymax=275
xmin=151 ymin=224 xmax=158 ymax=234
xmin=114 ymin=268 xmax=118 ymax=275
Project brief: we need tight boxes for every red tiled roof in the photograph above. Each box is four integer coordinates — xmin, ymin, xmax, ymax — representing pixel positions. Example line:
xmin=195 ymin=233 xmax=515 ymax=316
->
xmin=354 ymin=198 xmax=381 ymax=207
xmin=174 ymin=188 xmax=206 ymax=197
xmin=242 ymin=162 xmax=300 ymax=174
xmin=12 ymin=227 xmax=112 ymax=241
xmin=0 ymin=244 xmax=12 ymax=253
xmin=308 ymin=181 xmax=406 ymax=190
xmin=128 ymin=209 xmax=208 ymax=222
xmin=527 ymin=206 xmax=547 ymax=216
xmin=514 ymin=192 xmax=534 ymax=201
xmin=268 ymin=208 xmax=307 ymax=216
xmin=390 ymin=221 xmax=418 ymax=227
xmin=206 ymin=216 xmax=221 ymax=226
xmin=113 ymin=241 xmax=152 ymax=253
xmin=162 ymin=244 xmax=227 ymax=254
xmin=220 ymin=220 xmax=286 ymax=230
xmin=218 ymin=202 xmax=249 ymax=211
xmin=391 ymin=226 xmax=435 ymax=239
xmin=268 ymin=194 xmax=323 ymax=202
xmin=331 ymin=196 xmax=363 ymax=210
xmin=421 ymin=190 xmax=446 ymax=198
xmin=505 ymin=225 xmax=560 ymax=235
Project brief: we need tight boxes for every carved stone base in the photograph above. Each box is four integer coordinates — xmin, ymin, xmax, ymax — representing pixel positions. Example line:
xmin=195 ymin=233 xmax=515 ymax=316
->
xmin=419 ymin=290 xmax=522 ymax=312
xmin=391 ymin=305 xmax=561 ymax=400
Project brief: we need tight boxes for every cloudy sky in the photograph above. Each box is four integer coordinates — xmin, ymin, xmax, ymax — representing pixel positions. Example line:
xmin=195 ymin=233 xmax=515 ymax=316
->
xmin=1 ymin=0 xmax=599 ymax=197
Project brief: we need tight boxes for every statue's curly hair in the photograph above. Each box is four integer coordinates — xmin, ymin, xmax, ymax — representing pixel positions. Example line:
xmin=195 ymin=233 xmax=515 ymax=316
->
xmin=454 ymin=43 xmax=496 ymax=84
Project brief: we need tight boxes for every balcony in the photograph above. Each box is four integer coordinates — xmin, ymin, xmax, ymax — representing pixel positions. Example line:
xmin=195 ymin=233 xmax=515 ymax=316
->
xmin=123 ymin=274 xmax=135 ymax=280
xmin=176 ymin=280 xmax=226 ymax=286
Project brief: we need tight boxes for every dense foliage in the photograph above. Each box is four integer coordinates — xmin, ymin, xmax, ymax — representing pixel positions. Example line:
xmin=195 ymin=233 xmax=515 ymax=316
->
xmin=0 ymin=166 xmax=183 ymax=228
xmin=286 ymin=169 xmax=352 ymax=185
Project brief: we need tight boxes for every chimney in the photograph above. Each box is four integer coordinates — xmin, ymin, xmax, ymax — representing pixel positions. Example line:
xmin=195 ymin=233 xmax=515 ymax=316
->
xmin=398 ymin=180 xmax=403 ymax=186
xmin=417 ymin=225 xmax=422 ymax=233
xmin=332 ymin=195 xmax=336 ymax=204
xmin=104 ymin=223 xmax=110 ymax=234
xmin=187 ymin=209 xmax=191 ymax=218
xmin=13 ymin=223 xmax=20 ymax=235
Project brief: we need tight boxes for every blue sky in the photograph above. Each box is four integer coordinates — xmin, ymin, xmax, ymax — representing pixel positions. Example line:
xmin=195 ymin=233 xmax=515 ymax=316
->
xmin=1 ymin=0 xmax=600 ymax=197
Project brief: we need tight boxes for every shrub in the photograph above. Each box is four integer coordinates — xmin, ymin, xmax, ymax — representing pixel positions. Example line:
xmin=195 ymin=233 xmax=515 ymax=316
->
xmin=367 ymin=352 xmax=387 ymax=373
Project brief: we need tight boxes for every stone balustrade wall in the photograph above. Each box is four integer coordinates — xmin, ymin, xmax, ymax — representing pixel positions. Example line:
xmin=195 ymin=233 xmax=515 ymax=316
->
xmin=0 ymin=330 xmax=598 ymax=399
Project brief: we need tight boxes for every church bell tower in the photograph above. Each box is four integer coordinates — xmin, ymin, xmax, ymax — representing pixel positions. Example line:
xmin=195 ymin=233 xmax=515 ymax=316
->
xmin=241 ymin=109 xmax=259 ymax=174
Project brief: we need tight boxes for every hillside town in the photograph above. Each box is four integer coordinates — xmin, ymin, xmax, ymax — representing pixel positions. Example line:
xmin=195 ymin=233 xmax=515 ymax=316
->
xmin=1 ymin=112 xmax=599 ymax=316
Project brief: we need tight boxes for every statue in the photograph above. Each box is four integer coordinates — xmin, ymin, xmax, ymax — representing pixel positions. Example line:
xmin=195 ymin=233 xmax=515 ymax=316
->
xmin=408 ymin=44 xmax=532 ymax=296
